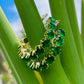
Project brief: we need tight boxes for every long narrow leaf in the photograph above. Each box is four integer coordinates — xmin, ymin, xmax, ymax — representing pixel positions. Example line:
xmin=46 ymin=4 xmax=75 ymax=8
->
xmin=0 ymin=39 xmax=22 ymax=84
xmin=64 ymin=0 xmax=84 ymax=70
xmin=14 ymin=0 xmax=46 ymax=49
xmin=81 ymin=0 xmax=84 ymax=49
xmin=49 ymin=0 xmax=84 ymax=84
xmin=0 ymin=8 xmax=39 ymax=84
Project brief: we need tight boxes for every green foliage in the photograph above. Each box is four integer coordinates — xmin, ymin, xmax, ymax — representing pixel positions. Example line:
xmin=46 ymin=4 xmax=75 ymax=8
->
xmin=64 ymin=0 xmax=84 ymax=70
xmin=0 ymin=8 xmax=39 ymax=84
xmin=49 ymin=0 xmax=84 ymax=84
xmin=81 ymin=0 xmax=84 ymax=49
xmin=0 ymin=0 xmax=84 ymax=84
xmin=14 ymin=0 xmax=45 ymax=49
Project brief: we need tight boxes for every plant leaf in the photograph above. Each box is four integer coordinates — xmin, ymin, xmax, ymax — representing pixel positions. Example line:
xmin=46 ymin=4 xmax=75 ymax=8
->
xmin=0 ymin=39 xmax=23 ymax=84
xmin=64 ymin=0 xmax=84 ymax=70
xmin=14 ymin=0 xmax=46 ymax=49
xmin=81 ymin=0 xmax=84 ymax=49
xmin=49 ymin=0 xmax=84 ymax=84
xmin=0 ymin=7 xmax=39 ymax=84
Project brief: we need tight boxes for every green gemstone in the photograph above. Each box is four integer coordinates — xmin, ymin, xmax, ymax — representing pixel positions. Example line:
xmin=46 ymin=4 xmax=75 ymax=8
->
xmin=36 ymin=47 xmax=44 ymax=55
xmin=52 ymin=47 xmax=60 ymax=56
xmin=28 ymin=49 xmax=31 ymax=52
xmin=46 ymin=56 xmax=55 ymax=64
xmin=58 ymin=29 xmax=65 ymax=37
xmin=24 ymin=33 xmax=26 ymax=37
xmin=24 ymin=38 xmax=28 ymax=43
xmin=42 ymin=39 xmax=50 ymax=48
xmin=20 ymin=40 xmax=23 ymax=44
xmin=45 ymin=23 xmax=47 ymax=26
xmin=47 ymin=30 xmax=54 ymax=39
xmin=49 ymin=17 xmax=56 ymax=22
xmin=56 ymin=37 xmax=64 ymax=46
xmin=49 ymin=22 xmax=56 ymax=30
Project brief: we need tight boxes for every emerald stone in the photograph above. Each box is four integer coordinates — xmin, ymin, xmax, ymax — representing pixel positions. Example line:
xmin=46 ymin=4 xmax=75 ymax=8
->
xmin=58 ymin=29 xmax=65 ymax=37
xmin=49 ymin=22 xmax=56 ymax=30
xmin=24 ymin=38 xmax=28 ymax=43
xmin=52 ymin=47 xmax=60 ymax=56
xmin=47 ymin=30 xmax=54 ymax=39
xmin=56 ymin=37 xmax=64 ymax=46
xmin=24 ymin=33 xmax=26 ymax=37
xmin=45 ymin=23 xmax=47 ymax=26
xmin=36 ymin=47 xmax=44 ymax=55
xmin=20 ymin=40 xmax=23 ymax=44
xmin=49 ymin=17 xmax=56 ymax=22
xmin=46 ymin=56 xmax=55 ymax=64
xmin=42 ymin=39 xmax=50 ymax=48
xmin=28 ymin=49 xmax=31 ymax=52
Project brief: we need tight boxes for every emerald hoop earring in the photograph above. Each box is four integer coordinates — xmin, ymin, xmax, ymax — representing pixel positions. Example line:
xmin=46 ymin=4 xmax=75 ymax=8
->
xmin=18 ymin=17 xmax=65 ymax=71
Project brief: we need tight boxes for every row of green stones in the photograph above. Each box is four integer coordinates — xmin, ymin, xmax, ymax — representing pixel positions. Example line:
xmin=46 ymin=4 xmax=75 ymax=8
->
xmin=18 ymin=17 xmax=65 ymax=71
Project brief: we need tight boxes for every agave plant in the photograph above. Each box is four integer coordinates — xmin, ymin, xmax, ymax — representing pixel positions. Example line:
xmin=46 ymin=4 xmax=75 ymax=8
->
xmin=0 ymin=0 xmax=84 ymax=84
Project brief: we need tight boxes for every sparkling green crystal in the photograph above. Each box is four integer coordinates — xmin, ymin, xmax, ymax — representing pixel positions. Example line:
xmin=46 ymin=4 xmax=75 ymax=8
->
xmin=58 ymin=29 xmax=65 ymax=37
xmin=36 ymin=47 xmax=44 ymax=55
xmin=56 ymin=37 xmax=64 ymax=46
xmin=49 ymin=17 xmax=56 ymax=22
xmin=24 ymin=33 xmax=26 ymax=37
xmin=45 ymin=23 xmax=47 ymax=26
xmin=20 ymin=40 xmax=23 ymax=44
xmin=47 ymin=30 xmax=54 ymax=39
xmin=42 ymin=39 xmax=50 ymax=48
xmin=28 ymin=49 xmax=31 ymax=52
xmin=49 ymin=22 xmax=56 ymax=30
xmin=46 ymin=56 xmax=54 ymax=64
xmin=24 ymin=38 xmax=28 ymax=43
xmin=52 ymin=47 xmax=60 ymax=56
